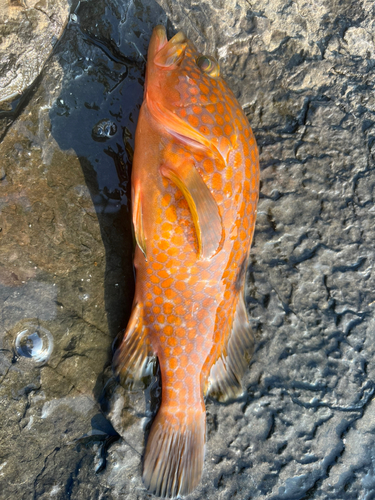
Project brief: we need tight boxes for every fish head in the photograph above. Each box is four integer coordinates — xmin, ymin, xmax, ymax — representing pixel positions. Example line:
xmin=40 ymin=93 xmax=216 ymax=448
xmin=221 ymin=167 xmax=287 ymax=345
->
xmin=145 ymin=25 xmax=241 ymax=160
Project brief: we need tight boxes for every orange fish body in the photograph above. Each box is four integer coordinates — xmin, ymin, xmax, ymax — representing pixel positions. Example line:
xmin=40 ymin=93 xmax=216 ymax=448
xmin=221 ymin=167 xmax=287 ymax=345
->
xmin=114 ymin=26 xmax=259 ymax=498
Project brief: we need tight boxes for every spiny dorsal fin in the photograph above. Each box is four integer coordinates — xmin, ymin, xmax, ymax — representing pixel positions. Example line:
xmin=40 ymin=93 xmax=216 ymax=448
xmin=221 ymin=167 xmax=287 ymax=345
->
xmin=132 ymin=183 xmax=147 ymax=259
xmin=113 ymin=303 xmax=154 ymax=388
xmin=206 ymin=292 xmax=254 ymax=402
xmin=160 ymin=162 xmax=223 ymax=260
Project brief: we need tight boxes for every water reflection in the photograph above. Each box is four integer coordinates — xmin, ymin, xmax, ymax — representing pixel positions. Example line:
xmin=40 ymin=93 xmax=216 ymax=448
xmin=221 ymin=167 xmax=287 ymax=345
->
xmin=15 ymin=323 xmax=54 ymax=363
xmin=92 ymin=119 xmax=118 ymax=141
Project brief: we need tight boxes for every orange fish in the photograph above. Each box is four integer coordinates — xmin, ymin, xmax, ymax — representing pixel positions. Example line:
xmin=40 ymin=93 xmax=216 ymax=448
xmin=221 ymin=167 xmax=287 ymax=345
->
xmin=114 ymin=25 xmax=259 ymax=498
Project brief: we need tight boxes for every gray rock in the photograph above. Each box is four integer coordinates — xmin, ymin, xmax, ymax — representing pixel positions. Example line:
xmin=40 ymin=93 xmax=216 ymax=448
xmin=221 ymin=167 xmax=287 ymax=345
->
xmin=1 ymin=0 xmax=375 ymax=498
xmin=0 ymin=0 xmax=70 ymax=106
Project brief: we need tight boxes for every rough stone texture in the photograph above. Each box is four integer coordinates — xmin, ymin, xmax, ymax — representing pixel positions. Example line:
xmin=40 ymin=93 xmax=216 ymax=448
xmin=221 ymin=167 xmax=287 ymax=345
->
xmin=0 ymin=0 xmax=70 ymax=105
xmin=0 ymin=0 xmax=70 ymax=142
xmin=1 ymin=0 xmax=375 ymax=499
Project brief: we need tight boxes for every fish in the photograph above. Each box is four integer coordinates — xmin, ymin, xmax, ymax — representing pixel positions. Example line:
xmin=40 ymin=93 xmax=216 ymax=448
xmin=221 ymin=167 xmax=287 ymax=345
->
xmin=113 ymin=25 xmax=260 ymax=498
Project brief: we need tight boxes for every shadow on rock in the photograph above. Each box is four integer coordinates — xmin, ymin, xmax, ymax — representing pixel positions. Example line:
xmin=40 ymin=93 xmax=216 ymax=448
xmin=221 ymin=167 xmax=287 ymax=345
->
xmin=49 ymin=0 xmax=172 ymax=401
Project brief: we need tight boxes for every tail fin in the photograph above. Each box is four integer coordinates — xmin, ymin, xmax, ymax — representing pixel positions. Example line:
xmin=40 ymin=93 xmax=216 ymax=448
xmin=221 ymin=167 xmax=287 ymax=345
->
xmin=143 ymin=407 xmax=206 ymax=498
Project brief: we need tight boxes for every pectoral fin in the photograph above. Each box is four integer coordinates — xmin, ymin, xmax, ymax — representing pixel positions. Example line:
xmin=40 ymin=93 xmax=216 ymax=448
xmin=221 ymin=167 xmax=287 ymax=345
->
xmin=133 ymin=184 xmax=147 ymax=259
xmin=160 ymin=163 xmax=223 ymax=260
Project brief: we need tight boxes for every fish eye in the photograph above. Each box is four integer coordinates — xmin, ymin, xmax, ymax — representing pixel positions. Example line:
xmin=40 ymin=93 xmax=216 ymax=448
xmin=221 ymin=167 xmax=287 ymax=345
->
xmin=196 ymin=55 xmax=220 ymax=77
xmin=196 ymin=56 xmax=212 ymax=71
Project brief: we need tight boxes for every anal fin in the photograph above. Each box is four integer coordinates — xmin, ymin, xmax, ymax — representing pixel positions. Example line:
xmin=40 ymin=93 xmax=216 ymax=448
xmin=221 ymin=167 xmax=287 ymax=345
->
xmin=160 ymin=162 xmax=223 ymax=260
xmin=113 ymin=303 xmax=154 ymax=388
xmin=207 ymin=292 xmax=254 ymax=402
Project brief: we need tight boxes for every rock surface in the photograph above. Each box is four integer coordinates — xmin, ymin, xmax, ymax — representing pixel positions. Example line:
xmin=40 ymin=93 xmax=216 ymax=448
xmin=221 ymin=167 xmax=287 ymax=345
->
xmin=1 ymin=0 xmax=375 ymax=499
xmin=0 ymin=0 xmax=70 ymax=105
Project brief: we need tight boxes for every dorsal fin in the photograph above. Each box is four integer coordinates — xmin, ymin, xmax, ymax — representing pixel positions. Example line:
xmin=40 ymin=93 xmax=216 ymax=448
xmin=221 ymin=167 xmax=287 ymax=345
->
xmin=206 ymin=292 xmax=254 ymax=402
xmin=113 ymin=303 xmax=155 ymax=388
xmin=132 ymin=183 xmax=147 ymax=259
xmin=160 ymin=162 xmax=223 ymax=260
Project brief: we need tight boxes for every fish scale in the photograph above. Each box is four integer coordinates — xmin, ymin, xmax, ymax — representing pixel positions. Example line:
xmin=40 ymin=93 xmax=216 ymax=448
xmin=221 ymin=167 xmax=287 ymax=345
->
xmin=114 ymin=25 xmax=259 ymax=498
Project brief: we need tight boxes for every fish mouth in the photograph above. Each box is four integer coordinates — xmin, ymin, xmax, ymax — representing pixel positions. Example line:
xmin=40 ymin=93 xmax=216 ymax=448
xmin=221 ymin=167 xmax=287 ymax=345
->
xmin=151 ymin=25 xmax=168 ymax=52
xmin=149 ymin=25 xmax=188 ymax=68
xmin=168 ymin=30 xmax=187 ymax=46
xmin=152 ymin=25 xmax=187 ymax=51
xmin=154 ymin=25 xmax=187 ymax=47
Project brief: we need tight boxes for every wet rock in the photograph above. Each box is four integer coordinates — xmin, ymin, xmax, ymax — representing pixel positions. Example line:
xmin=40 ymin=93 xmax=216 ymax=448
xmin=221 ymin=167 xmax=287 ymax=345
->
xmin=0 ymin=1 xmax=164 ymax=498
xmin=0 ymin=0 xmax=70 ymax=106
xmin=1 ymin=0 xmax=375 ymax=499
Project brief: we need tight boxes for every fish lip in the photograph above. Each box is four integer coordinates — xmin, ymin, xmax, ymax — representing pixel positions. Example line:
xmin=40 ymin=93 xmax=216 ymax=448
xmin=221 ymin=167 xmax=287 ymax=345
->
xmin=152 ymin=25 xmax=168 ymax=52
xmin=168 ymin=30 xmax=187 ymax=46
xmin=150 ymin=26 xmax=187 ymax=58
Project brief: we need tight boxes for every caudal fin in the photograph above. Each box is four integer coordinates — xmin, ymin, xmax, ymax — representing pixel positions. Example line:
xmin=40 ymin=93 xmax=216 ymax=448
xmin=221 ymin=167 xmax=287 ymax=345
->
xmin=143 ymin=407 xmax=205 ymax=498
